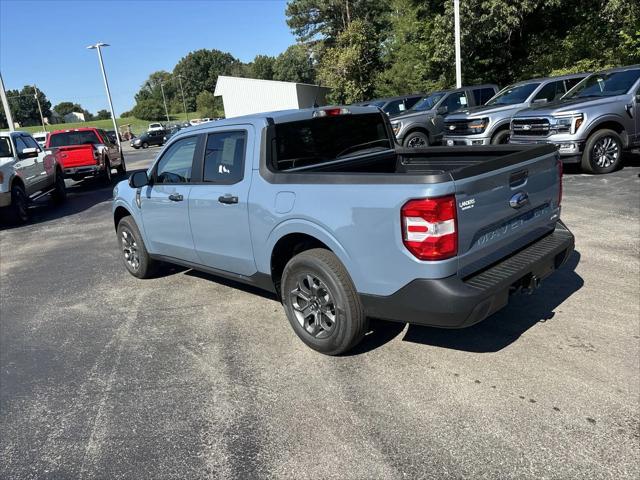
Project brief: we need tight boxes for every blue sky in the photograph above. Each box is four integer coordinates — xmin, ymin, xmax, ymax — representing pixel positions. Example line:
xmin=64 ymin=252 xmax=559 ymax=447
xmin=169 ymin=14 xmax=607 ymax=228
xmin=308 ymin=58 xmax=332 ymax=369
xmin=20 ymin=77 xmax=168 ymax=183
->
xmin=0 ymin=0 xmax=296 ymax=114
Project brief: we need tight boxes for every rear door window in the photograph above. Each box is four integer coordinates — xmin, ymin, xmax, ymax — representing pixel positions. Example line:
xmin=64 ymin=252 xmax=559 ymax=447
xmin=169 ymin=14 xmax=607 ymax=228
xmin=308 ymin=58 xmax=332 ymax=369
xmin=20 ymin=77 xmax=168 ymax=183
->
xmin=49 ymin=130 xmax=100 ymax=147
xmin=203 ymin=131 xmax=247 ymax=184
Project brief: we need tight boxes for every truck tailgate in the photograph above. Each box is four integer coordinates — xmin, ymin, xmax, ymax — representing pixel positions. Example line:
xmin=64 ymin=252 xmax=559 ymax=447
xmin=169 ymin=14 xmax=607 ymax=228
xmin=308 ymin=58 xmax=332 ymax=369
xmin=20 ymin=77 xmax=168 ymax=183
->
xmin=454 ymin=149 xmax=561 ymax=278
xmin=54 ymin=145 xmax=96 ymax=168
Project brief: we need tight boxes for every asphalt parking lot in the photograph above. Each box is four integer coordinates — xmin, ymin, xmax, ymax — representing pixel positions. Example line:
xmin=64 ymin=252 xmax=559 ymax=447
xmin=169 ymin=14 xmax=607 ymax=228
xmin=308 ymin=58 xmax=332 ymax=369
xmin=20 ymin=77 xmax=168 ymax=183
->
xmin=1 ymin=146 xmax=639 ymax=479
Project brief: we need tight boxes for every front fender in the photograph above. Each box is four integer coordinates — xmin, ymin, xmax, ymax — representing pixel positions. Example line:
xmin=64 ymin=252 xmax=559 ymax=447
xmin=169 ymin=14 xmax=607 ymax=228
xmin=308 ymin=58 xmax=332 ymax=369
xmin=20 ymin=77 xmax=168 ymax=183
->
xmin=112 ymin=185 xmax=149 ymax=245
xmin=583 ymin=113 xmax=630 ymax=147
xmin=259 ymin=218 xmax=363 ymax=290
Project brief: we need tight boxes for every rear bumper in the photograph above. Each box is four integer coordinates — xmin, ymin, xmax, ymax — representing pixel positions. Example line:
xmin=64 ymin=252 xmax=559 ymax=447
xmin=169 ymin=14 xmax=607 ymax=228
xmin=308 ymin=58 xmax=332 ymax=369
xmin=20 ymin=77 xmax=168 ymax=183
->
xmin=64 ymin=165 xmax=102 ymax=178
xmin=360 ymin=221 xmax=575 ymax=328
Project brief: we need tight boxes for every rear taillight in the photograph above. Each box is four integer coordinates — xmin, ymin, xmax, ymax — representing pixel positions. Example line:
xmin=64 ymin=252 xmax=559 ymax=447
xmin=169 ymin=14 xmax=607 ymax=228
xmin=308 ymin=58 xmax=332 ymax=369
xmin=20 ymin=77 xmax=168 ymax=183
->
xmin=401 ymin=196 xmax=457 ymax=261
xmin=557 ymin=159 xmax=563 ymax=207
xmin=93 ymin=145 xmax=100 ymax=163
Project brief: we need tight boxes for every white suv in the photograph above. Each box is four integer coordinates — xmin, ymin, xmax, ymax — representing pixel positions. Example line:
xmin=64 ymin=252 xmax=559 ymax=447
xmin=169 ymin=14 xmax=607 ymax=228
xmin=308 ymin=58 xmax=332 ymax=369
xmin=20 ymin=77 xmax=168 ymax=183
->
xmin=0 ymin=131 xmax=66 ymax=223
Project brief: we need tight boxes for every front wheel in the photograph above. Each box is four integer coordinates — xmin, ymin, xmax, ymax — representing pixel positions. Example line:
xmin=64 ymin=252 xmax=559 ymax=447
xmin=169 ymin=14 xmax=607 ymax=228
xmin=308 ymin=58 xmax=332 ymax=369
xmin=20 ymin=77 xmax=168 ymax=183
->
xmin=116 ymin=216 xmax=157 ymax=278
xmin=581 ymin=129 xmax=623 ymax=174
xmin=142 ymin=142 xmax=149 ymax=149
xmin=491 ymin=129 xmax=511 ymax=144
xmin=281 ymin=248 xmax=367 ymax=355
xmin=404 ymin=131 xmax=430 ymax=148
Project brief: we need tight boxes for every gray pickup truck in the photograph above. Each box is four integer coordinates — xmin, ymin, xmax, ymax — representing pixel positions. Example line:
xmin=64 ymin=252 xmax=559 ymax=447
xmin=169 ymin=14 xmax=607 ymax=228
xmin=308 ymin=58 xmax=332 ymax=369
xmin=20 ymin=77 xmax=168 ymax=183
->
xmin=510 ymin=65 xmax=640 ymax=174
xmin=113 ymin=106 xmax=574 ymax=355
xmin=443 ymin=74 xmax=587 ymax=146
xmin=390 ymin=85 xmax=498 ymax=147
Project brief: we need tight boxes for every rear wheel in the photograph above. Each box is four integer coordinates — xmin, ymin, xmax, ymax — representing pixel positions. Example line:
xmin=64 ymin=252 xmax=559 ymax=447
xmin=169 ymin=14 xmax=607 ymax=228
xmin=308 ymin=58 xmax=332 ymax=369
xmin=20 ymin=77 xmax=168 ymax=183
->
xmin=6 ymin=183 xmax=29 ymax=224
xmin=281 ymin=248 xmax=367 ymax=355
xmin=581 ymin=129 xmax=623 ymax=174
xmin=491 ymin=129 xmax=511 ymax=145
xmin=51 ymin=170 xmax=67 ymax=203
xmin=116 ymin=216 xmax=157 ymax=278
xmin=404 ymin=131 xmax=430 ymax=148
xmin=103 ymin=158 xmax=112 ymax=185
xmin=117 ymin=153 xmax=127 ymax=176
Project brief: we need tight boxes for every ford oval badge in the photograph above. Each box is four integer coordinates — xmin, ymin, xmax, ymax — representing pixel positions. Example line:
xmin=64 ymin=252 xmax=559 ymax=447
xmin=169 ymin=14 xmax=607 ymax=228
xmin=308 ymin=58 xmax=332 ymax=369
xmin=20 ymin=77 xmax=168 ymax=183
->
xmin=510 ymin=191 xmax=529 ymax=209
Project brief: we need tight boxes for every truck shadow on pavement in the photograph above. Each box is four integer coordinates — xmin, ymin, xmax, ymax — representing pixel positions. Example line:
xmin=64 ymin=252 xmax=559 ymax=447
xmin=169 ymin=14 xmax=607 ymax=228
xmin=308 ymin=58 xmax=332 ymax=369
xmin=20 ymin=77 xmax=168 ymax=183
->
xmin=352 ymin=250 xmax=583 ymax=355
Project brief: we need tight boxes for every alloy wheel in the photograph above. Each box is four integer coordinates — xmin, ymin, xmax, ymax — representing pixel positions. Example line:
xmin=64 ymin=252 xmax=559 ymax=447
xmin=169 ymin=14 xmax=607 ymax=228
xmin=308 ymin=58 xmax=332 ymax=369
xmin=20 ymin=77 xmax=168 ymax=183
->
xmin=592 ymin=136 xmax=619 ymax=168
xmin=289 ymin=273 xmax=337 ymax=339
xmin=121 ymin=229 xmax=140 ymax=271
xmin=407 ymin=136 xmax=427 ymax=148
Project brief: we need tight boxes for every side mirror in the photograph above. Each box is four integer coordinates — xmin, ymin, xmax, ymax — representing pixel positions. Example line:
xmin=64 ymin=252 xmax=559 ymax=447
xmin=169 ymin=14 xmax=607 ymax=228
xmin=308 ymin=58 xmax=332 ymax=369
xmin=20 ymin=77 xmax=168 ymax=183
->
xmin=18 ymin=147 xmax=38 ymax=159
xmin=436 ymin=106 xmax=448 ymax=115
xmin=635 ymin=94 xmax=640 ymax=102
xmin=129 ymin=171 xmax=149 ymax=188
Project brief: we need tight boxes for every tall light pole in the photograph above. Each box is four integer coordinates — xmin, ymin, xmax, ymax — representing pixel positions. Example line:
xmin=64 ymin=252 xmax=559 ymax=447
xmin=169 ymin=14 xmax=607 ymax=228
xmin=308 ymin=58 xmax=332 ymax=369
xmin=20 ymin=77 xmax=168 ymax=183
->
xmin=0 ymin=72 xmax=15 ymax=132
xmin=454 ymin=0 xmax=462 ymax=88
xmin=147 ymin=81 xmax=171 ymax=124
xmin=159 ymin=81 xmax=170 ymax=123
xmin=86 ymin=42 xmax=122 ymax=151
xmin=33 ymin=85 xmax=47 ymax=132
xmin=176 ymin=74 xmax=189 ymax=122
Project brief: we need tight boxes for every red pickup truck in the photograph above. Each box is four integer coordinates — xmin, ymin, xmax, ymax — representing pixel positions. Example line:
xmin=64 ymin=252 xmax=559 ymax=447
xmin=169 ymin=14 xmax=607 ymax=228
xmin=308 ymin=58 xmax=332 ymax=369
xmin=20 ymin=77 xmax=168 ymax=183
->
xmin=46 ymin=127 xmax=126 ymax=183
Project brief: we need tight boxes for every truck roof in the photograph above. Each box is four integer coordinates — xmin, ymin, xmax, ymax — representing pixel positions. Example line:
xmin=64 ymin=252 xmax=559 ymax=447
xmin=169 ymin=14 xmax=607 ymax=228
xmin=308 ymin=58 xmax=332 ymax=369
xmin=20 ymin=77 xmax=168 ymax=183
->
xmin=509 ymin=72 xmax=589 ymax=85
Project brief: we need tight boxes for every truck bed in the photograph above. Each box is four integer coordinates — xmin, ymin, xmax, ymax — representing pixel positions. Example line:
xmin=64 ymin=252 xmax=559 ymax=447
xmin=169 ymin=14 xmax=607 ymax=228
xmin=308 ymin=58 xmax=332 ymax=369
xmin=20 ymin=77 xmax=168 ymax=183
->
xmin=279 ymin=144 xmax=557 ymax=181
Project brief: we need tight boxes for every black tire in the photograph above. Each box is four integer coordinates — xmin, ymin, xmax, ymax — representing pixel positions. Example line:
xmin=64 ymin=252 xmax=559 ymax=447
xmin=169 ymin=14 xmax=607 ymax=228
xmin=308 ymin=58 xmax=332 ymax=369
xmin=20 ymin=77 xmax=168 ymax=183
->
xmin=142 ymin=142 xmax=149 ymax=149
xmin=491 ymin=129 xmax=511 ymax=145
xmin=103 ymin=158 xmax=112 ymax=185
xmin=116 ymin=216 xmax=157 ymax=279
xmin=581 ymin=129 xmax=623 ymax=174
xmin=51 ymin=169 xmax=67 ymax=204
xmin=403 ymin=131 xmax=430 ymax=148
xmin=281 ymin=248 xmax=367 ymax=355
xmin=117 ymin=153 xmax=127 ymax=176
xmin=6 ymin=183 xmax=29 ymax=224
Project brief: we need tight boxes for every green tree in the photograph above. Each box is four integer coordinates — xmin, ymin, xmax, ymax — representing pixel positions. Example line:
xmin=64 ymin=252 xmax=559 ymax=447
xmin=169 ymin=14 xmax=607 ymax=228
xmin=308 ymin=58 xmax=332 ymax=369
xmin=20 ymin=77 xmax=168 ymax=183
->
xmin=250 ymin=55 xmax=276 ymax=80
xmin=196 ymin=91 xmax=224 ymax=118
xmin=131 ymin=98 xmax=166 ymax=121
xmin=286 ymin=0 xmax=391 ymax=44
xmin=318 ymin=19 xmax=380 ymax=103
xmin=172 ymin=49 xmax=242 ymax=110
xmin=96 ymin=109 xmax=111 ymax=120
xmin=273 ymin=44 xmax=316 ymax=83
xmin=0 ymin=86 xmax=52 ymax=128
xmin=54 ymin=101 xmax=83 ymax=117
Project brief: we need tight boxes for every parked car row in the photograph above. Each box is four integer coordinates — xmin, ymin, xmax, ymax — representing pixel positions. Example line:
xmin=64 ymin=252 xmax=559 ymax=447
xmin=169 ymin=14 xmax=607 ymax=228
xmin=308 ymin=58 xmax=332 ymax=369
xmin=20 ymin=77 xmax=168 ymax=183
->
xmin=360 ymin=64 xmax=640 ymax=174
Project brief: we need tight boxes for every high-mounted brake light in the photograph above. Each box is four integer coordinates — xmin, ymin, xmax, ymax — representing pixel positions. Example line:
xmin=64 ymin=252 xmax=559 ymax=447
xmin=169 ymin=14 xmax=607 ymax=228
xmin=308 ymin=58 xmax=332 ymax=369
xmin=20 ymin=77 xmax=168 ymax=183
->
xmin=401 ymin=196 xmax=457 ymax=261
xmin=313 ymin=108 xmax=351 ymax=117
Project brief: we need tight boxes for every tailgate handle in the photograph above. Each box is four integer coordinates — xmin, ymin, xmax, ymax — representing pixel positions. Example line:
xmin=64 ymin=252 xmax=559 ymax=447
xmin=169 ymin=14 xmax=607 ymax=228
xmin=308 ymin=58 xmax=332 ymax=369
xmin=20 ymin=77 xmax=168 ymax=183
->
xmin=510 ymin=170 xmax=528 ymax=188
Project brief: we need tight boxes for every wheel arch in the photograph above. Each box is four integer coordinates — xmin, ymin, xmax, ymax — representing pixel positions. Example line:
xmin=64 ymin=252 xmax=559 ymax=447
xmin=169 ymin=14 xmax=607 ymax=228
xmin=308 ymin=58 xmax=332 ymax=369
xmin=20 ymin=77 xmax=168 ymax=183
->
xmin=114 ymin=205 xmax=133 ymax=230
xmin=489 ymin=121 xmax=511 ymax=140
xmin=265 ymin=220 xmax=356 ymax=298
xmin=402 ymin=127 xmax=431 ymax=146
xmin=584 ymin=117 xmax=629 ymax=148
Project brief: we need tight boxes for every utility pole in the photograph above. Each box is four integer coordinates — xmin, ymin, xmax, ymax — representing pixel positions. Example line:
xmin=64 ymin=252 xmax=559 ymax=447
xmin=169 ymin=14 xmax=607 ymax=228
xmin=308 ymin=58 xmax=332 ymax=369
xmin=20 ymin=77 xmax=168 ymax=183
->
xmin=159 ymin=82 xmax=170 ymax=123
xmin=33 ymin=85 xmax=47 ymax=132
xmin=176 ymin=75 xmax=189 ymax=122
xmin=454 ymin=0 xmax=462 ymax=88
xmin=0 ymin=72 xmax=15 ymax=132
xmin=87 ymin=42 xmax=122 ymax=151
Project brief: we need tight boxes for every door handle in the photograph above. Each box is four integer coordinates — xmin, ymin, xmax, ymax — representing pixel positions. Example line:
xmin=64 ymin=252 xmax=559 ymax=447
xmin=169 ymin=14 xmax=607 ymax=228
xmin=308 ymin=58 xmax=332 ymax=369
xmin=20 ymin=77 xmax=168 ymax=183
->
xmin=218 ymin=194 xmax=238 ymax=204
xmin=168 ymin=193 xmax=183 ymax=202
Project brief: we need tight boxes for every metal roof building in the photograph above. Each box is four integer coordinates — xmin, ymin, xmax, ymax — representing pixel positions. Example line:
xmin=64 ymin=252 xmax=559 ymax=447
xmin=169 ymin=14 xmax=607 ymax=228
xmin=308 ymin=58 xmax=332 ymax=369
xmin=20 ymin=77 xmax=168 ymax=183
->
xmin=214 ymin=76 xmax=330 ymax=118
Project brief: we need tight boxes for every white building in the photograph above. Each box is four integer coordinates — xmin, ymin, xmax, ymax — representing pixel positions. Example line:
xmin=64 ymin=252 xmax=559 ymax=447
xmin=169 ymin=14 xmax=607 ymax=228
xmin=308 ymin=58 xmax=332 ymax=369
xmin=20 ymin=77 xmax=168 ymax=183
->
xmin=214 ymin=76 xmax=330 ymax=118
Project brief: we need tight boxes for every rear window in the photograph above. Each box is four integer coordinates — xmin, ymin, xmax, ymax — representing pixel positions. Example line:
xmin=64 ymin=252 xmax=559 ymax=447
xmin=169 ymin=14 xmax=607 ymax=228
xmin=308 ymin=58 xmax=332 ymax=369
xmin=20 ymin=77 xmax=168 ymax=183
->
xmin=49 ymin=130 xmax=101 ymax=147
xmin=272 ymin=113 xmax=392 ymax=171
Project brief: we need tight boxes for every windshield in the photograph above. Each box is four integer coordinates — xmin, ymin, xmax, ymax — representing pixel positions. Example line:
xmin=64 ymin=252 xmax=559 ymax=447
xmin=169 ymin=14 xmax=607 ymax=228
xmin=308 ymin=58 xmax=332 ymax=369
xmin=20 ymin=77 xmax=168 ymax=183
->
xmin=272 ymin=113 xmax=392 ymax=171
xmin=49 ymin=130 xmax=100 ymax=147
xmin=486 ymin=83 xmax=540 ymax=105
xmin=564 ymin=69 xmax=640 ymax=99
xmin=410 ymin=93 xmax=445 ymax=111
